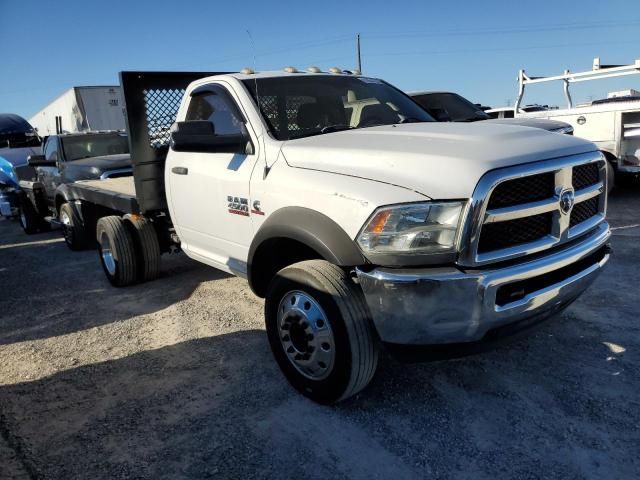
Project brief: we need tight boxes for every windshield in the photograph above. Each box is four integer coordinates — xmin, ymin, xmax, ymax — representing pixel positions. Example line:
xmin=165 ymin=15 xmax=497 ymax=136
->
xmin=61 ymin=134 xmax=129 ymax=161
xmin=242 ymin=75 xmax=433 ymax=140
xmin=412 ymin=93 xmax=490 ymax=122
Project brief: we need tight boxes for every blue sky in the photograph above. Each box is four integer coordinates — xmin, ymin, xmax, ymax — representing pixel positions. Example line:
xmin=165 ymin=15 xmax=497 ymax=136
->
xmin=1 ymin=0 xmax=639 ymax=119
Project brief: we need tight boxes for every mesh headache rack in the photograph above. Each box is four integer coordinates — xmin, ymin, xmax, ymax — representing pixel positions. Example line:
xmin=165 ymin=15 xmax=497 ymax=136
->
xmin=119 ymin=71 xmax=228 ymax=214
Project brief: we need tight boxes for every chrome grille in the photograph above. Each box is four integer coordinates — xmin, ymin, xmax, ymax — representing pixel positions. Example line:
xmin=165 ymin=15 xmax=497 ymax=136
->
xmin=459 ymin=152 xmax=607 ymax=267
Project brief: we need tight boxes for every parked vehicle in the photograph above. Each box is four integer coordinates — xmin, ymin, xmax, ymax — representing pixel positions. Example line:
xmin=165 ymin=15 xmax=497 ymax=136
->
xmin=29 ymin=86 xmax=126 ymax=136
xmin=410 ymin=92 xmax=573 ymax=133
xmin=0 ymin=114 xmax=41 ymax=218
xmin=486 ymin=105 xmax=552 ymax=119
xmin=514 ymin=58 xmax=640 ymax=183
xmin=18 ymin=131 xmax=131 ymax=239
xmin=55 ymin=70 xmax=610 ymax=403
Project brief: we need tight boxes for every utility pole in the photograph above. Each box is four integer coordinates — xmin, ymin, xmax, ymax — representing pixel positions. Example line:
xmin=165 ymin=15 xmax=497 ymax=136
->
xmin=356 ymin=33 xmax=362 ymax=73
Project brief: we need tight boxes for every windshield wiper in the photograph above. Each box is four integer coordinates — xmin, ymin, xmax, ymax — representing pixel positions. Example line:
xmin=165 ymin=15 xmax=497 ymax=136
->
xmin=398 ymin=117 xmax=426 ymax=124
xmin=290 ymin=124 xmax=356 ymax=140
xmin=320 ymin=124 xmax=356 ymax=134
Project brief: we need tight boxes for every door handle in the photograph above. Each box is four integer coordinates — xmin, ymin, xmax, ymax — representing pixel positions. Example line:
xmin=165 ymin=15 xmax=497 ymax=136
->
xmin=171 ymin=166 xmax=188 ymax=175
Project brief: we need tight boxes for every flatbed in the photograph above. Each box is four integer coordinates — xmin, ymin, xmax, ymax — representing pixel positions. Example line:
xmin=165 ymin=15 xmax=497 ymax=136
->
xmin=66 ymin=177 xmax=139 ymax=214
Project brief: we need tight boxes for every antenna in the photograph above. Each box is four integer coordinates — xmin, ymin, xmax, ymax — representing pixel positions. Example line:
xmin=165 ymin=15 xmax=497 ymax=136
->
xmin=246 ymin=29 xmax=270 ymax=178
xmin=356 ymin=33 xmax=362 ymax=73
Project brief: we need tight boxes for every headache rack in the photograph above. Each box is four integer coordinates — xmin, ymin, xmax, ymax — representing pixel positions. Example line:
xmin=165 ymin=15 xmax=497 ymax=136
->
xmin=120 ymin=71 xmax=227 ymax=214
xmin=515 ymin=57 xmax=640 ymax=111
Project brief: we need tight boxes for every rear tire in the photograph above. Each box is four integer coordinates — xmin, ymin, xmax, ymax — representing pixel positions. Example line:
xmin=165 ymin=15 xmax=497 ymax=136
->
xmin=265 ymin=260 xmax=379 ymax=404
xmin=59 ymin=202 xmax=88 ymax=250
xmin=123 ymin=214 xmax=161 ymax=282
xmin=18 ymin=201 xmax=40 ymax=234
xmin=96 ymin=216 xmax=138 ymax=287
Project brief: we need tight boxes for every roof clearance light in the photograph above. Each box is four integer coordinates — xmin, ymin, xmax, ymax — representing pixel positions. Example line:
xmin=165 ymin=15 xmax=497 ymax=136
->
xmin=240 ymin=67 xmax=255 ymax=75
xmin=284 ymin=66 xmax=299 ymax=73
xmin=307 ymin=66 xmax=322 ymax=73
xmin=328 ymin=67 xmax=342 ymax=74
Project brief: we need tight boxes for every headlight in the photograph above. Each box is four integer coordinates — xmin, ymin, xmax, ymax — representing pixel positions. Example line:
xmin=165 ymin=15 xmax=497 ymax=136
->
xmin=357 ymin=201 xmax=465 ymax=255
xmin=551 ymin=125 xmax=573 ymax=135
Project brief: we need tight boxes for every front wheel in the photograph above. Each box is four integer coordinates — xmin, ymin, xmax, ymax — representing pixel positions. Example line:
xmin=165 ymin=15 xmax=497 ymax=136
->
xmin=265 ymin=260 xmax=379 ymax=404
xmin=18 ymin=201 xmax=40 ymax=234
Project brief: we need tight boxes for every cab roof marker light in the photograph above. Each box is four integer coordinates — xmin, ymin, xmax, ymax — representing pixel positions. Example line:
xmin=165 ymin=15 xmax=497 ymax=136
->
xmin=307 ymin=66 xmax=322 ymax=73
xmin=284 ymin=66 xmax=299 ymax=73
xmin=240 ymin=68 xmax=255 ymax=75
xmin=328 ymin=67 xmax=342 ymax=74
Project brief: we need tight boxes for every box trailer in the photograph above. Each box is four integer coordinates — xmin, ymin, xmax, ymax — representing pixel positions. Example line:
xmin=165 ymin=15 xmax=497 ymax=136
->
xmin=29 ymin=86 xmax=126 ymax=136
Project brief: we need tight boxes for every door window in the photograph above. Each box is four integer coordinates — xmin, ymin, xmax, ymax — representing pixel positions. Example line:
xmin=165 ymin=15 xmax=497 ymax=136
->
xmin=185 ymin=86 xmax=244 ymax=136
xmin=43 ymin=138 xmax=58 ymax=161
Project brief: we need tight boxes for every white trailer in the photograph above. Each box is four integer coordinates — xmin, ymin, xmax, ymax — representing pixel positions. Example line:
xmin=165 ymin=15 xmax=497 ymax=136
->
xmin=514 ymin=58 xmax=640 ymax=179
xmin=29 ymin=86 xmax=126 ymax=136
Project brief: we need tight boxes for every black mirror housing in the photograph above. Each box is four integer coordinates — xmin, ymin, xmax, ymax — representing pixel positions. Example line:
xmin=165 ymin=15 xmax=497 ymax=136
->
xmin=170 ymin=121 xmax=250 ymax=154
xmin=27 ymin=154 xmax=56 ymax=167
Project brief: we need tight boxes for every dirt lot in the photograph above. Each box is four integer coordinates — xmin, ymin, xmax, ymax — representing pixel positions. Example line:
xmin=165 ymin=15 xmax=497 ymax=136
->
xmin=1 ymin=187 xmax=638 ymax=480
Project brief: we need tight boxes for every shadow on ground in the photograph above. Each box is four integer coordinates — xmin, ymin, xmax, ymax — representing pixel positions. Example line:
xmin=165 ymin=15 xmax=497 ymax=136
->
xmin=0 ymin=222 xmax=230 ymax=346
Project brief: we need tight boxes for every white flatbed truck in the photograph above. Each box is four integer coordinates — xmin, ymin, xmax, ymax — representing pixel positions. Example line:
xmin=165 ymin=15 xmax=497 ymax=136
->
xmin=60 ymin=70 xmax=611 ymax=403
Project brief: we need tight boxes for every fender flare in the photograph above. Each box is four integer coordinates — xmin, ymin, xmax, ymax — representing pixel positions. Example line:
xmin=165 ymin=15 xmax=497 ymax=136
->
xmin=54 ymin=184 xmax=85 ymax=221
xmin=247 ymin=207 xmax=366 ymax=295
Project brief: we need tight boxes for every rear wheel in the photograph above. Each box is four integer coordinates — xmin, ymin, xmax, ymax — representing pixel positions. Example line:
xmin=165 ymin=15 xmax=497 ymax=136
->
xmin=96 ymin=216 xmax=138 ymax=287
xmin=59 ymin=202 xmax=89 ymax=250
xmin=265 ymin=260 xmax=379 ymax=404
xmin=123 ymin=214 xmax=161 ymax=282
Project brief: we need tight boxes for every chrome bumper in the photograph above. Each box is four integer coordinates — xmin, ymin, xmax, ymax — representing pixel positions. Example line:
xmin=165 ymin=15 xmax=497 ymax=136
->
xmin=356 ymin=222 xmax=611 ymax=345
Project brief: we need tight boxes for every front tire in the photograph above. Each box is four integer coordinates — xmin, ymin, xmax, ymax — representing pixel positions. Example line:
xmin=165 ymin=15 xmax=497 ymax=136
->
xmin=265 ymin=260 xmax=379 ymax=404
xmin=18 ymin=201 xmax=40 ymax=234
xmin=59 ymin=202 xmax=88 ymax=250
xmin=96 ymin=216 xmax=138 ymax=287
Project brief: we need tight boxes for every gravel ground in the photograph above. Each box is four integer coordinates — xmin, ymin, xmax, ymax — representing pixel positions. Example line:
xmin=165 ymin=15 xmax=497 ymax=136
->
xmin=0 ymin=186 xmax=638 ymax=480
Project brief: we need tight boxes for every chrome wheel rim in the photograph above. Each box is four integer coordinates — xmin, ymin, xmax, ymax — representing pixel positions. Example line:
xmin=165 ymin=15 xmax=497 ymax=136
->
xmin=60 ymin=210 xmax=71 ymax=226
xmin=60 ymin=211 xmax=71 ymax=242
xmin=278 ymin=290 xmax=335 ymax=380
xmin=99 ymin=231 xmax=116 ymax=276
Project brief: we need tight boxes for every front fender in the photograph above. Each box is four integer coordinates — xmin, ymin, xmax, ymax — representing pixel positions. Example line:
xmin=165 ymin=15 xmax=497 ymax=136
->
xmin=247 ymin=207 xmax=366 ymax=295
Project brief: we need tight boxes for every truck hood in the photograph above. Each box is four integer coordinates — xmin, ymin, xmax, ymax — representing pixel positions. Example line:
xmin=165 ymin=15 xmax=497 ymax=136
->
xmin=69 ymin=153 xmax=131 ymax=170
xmin=280 ymin=123 xmax=596 ymax=199
xmin=0 ymin=146 xmax=40 ymax=167
xmin=483 ymin=117 xmax=571 ymax=131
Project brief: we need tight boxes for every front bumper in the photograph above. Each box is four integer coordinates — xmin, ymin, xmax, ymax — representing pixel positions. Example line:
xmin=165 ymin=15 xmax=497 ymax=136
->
xmin=356 ymin=222 xmax=611 ymax=345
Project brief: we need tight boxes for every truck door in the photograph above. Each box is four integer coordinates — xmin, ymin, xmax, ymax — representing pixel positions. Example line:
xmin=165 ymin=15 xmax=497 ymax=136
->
xmin=40 ymin=137 xmax=62 ymax=205
xmin=166 ymin=83 xmax=260 ymax=276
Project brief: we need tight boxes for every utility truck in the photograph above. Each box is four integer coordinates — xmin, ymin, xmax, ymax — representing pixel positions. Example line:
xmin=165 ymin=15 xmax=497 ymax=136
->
xmin=514 ymin=58 xmax=640 ymax=183
xmin=57 ymin=69 xmax=611 ymax=403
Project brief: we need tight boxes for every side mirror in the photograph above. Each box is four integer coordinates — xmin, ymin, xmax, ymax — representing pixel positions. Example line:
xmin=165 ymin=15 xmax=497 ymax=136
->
xmin=170 ymin=121 xmax=251 ymax=154
xmin=27 ymin=154 xmax=57 ymax=167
